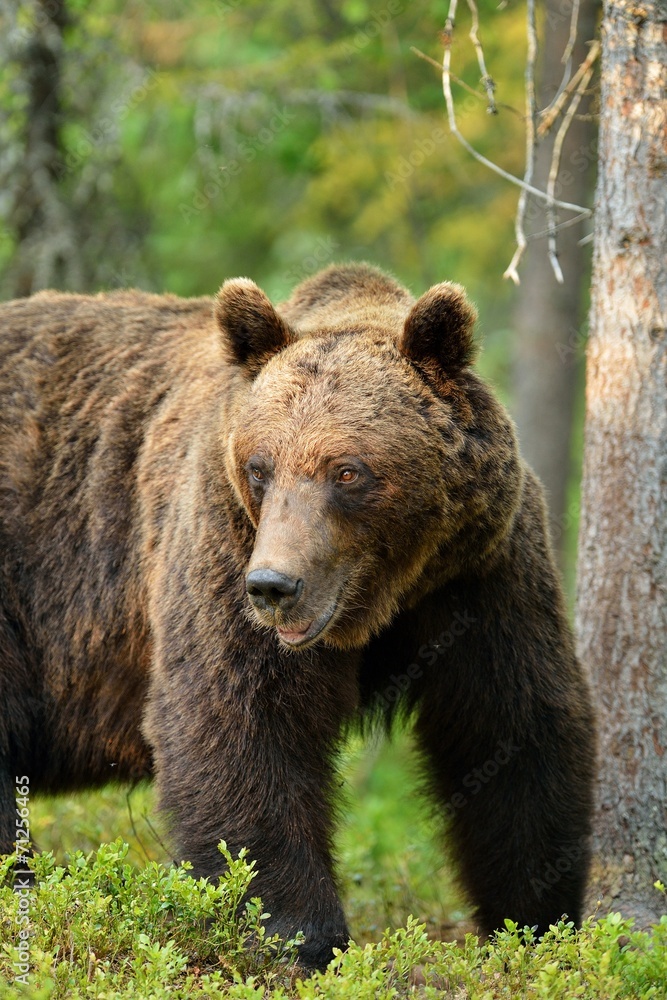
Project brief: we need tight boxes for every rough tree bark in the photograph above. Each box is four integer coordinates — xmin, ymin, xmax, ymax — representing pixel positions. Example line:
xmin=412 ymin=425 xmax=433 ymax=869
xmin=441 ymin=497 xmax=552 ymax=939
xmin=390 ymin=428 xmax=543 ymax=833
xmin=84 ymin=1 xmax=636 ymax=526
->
xmin=576 ymin=0 xmax=667 ymax=927
xmin=512 ymin=0 xmax=598 ymax=565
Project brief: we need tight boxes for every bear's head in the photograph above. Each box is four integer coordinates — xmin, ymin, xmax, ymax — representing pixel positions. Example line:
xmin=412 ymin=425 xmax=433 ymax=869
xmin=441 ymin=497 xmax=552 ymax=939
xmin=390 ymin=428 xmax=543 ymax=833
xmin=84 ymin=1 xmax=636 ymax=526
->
xmin=216 ymin=267 xmax=522 ymax=651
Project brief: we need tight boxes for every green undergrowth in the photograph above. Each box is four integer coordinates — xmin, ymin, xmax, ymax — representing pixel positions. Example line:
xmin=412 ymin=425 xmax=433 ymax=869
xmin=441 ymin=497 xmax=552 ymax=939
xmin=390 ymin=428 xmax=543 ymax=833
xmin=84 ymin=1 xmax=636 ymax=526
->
xmin=2 ymin=735 xmax=666 ymax=997
xmin=22 ymin=733 xmax=468 ymax=944
xmin=1 ymin=843 xmax=666 ymax=999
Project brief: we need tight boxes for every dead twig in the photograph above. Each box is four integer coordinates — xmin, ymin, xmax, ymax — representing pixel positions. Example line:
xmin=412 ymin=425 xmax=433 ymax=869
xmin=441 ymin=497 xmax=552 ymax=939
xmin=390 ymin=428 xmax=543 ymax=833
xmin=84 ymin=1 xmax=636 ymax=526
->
xmin=563 ymin=0 xmax=582 ymax=66
xmin=537 ymin=40 xmax=601 ymax=139
xmin=525 ymin=210 xmax=591 ymax=241
xmin=411 ymin=46 xmax=522 ymax=117
xmin=504 ymin=0 xmax=538 ymax=284
xmin=553 ymin=0 xmax=583 ymax=109
xmin=546 ymin=58 xmax=596 ymax=283
xmin=412 ymin=45 xmax=483 ymax=99
xmin=439 ymin=0 xmax=591 ymax=220
xmin=465 ymin=0 xmax=497 ymax=114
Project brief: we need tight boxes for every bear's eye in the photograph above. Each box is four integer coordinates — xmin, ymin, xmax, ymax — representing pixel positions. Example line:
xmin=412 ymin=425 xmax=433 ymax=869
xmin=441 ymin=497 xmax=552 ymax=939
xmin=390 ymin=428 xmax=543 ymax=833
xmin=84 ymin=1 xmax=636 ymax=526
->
xmin=337 ymin=468 xmax=359 ymax=485
xmin=245 ymin=455 xmax=271 ymax=491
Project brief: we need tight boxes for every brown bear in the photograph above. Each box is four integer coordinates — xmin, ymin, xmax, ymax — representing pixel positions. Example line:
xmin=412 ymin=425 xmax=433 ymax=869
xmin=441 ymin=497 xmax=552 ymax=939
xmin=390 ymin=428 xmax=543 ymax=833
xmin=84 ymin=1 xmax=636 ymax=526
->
xmin=0 ymin=263 xmax=594 ymax=969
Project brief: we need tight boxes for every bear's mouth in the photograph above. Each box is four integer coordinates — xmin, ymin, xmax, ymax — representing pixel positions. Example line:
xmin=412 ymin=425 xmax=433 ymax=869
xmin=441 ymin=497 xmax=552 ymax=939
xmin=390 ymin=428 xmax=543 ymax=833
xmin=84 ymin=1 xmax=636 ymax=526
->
xmin=276 ymin=601 xmax=338 ymax=648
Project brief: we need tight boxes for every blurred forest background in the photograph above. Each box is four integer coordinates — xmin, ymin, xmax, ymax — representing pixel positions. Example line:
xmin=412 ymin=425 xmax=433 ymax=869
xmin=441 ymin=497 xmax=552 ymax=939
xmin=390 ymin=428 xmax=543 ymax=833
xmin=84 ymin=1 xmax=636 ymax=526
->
xmin=0 ymin=0 xmax=600 ymax=943
xmin=0 ymin=0 xmax=599 ymax=588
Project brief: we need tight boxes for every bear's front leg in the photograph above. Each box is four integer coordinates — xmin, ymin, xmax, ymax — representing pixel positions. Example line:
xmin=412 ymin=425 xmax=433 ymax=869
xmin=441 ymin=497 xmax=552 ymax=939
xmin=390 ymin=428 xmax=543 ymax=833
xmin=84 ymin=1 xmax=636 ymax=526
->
xmin=411 ymin=485 xmax=595 ymax=936
xmin=143 ymin=595 xmax=359 ymax=971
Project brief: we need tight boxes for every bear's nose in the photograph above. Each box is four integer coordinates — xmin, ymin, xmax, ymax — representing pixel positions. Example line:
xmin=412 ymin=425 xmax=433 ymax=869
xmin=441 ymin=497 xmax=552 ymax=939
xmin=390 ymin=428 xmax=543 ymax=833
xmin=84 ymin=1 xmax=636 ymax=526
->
xmin=246 ymin=569 xmax=303 ymax=612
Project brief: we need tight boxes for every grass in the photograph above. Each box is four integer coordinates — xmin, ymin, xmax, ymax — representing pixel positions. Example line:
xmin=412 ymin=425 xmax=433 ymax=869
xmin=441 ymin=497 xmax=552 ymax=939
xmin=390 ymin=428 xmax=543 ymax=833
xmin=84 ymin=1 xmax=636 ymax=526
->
xmin=2 ymin=730 xmax=666 ymax=998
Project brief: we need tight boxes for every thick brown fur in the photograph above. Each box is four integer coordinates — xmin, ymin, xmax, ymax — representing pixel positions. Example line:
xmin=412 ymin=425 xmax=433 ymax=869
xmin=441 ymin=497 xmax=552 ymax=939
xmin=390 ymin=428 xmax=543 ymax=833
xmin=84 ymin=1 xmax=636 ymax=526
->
xmin=0 ymin=264 xmax=595 ymax=969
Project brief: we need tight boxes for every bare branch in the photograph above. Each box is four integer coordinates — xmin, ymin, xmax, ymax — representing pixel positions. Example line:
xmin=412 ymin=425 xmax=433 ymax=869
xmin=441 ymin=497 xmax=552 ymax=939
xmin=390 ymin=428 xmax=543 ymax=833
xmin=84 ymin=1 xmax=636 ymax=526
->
xmin=465 ymin=0 xmax=497 ymax=114
xmin=526 ymin=210 xmax=591 ymax=241
xmin=412 ymin=45 xmax=485 ymax=100
xmin=563 ymin=0 xmax=582 ymax=68
xmin=429 ymin=0 xmax=594 ymax=282
xmin=411 ymin=46 xmax=523 ymax=117
xmin=546 ymin=58 xmax=596 ymax=283
xmin=547 ymin=0 xmax=584 ymax=110
xmin=439 ymin=5 xmax=591 ymax=221
xmin=537 ymin=40 xmax=601 ymax=139
xmin=443 ymin=0 xmax=459 ymax=45
xmin=504 ymin=0 xmax=538 ymax=284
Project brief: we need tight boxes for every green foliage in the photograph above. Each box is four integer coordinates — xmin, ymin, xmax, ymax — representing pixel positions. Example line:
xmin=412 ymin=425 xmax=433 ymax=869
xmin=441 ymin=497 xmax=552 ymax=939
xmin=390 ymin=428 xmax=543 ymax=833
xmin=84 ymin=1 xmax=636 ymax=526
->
xmin=300 ymin=913 xmax=667 ymax=999
xmin=1 ymin=851 xmax=666 ymax=999
xmin=336 ymin=734 xmax=465 ymax=942
xmin=24 ymin=782 xmax=166 ymax=867
xmin=24 ymin=733 xmax=466 ymax=940
xmin=1 ymin=0 xmax=529 ymax=314
xmin=0 ymin=839 xmax=299 ymax=998
xmin=0 ymin=0 xmax=588 ymax=582
xmin=4 ymin=735 xmax=666 ymax=997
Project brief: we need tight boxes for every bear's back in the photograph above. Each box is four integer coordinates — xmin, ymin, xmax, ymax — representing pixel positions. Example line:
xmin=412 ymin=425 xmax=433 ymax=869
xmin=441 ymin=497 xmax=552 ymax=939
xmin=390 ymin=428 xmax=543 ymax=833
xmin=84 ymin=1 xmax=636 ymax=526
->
xmin=0 ymin=290 xmax=215 ymax=396
xmin=0 ymin=290 xmax=219 ymax=483
xmin=0 ymin=290 xmax=223 ymax=637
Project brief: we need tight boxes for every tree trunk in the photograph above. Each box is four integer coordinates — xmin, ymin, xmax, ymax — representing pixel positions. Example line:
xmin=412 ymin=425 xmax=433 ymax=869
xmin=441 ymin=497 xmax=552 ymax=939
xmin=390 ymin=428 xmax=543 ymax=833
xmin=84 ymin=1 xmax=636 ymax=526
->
xmin=576 ymin=0 xmax=667 ymax=927
xmin=512 ymin=0 xmax=597 ymax=568
xmin=0 ymin=0 xmax=82 ymax=297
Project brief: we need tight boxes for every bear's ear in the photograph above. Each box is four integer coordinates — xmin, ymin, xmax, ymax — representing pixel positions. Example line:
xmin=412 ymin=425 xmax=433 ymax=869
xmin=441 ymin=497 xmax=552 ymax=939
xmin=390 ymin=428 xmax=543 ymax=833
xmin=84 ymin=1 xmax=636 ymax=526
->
xmin=215 ymin=278 xmax=296 ymax=376
xmin=399 ymin=282 xmax=477 ymax=387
